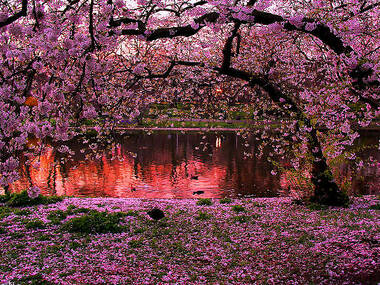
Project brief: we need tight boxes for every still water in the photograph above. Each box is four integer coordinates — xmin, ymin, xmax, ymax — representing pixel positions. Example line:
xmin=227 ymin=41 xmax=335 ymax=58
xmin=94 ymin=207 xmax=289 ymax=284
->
xmin=10 ymin=131 xmax=380 ymax=198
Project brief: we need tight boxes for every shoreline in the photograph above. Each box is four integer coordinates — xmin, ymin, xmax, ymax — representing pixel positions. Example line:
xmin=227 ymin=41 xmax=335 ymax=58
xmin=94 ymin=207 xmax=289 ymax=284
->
xmin=72 ymin=126 xmax=380 ymax=133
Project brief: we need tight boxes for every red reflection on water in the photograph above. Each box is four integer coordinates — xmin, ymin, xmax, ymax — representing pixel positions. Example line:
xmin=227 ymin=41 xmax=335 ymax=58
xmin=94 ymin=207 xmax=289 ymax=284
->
xmin=11 ymin=145 xmax=231 ymax=198
xmin=9 ymin=131 xmax=379 ymax=198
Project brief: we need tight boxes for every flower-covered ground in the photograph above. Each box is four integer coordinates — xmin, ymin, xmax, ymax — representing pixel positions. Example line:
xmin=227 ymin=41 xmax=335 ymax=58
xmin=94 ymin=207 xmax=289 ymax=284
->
xmin=0 ymin=196 xmax=379 ymax=284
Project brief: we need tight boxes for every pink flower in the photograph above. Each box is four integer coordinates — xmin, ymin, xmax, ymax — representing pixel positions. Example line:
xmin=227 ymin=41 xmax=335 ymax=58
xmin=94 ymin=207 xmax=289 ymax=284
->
xmin=114 ymin=0 xmax=124 ymax=8
xmin=305 ymin=22 xmax=317 ymax=31
xmin=288 ymin=15 xmax=304 ymax=29
xmin=27 ymin=186 xmax=40 ymax=199
xmin=133 ymin=64 xmax=145 ymax=75
xmin=8 ymin=24 xmax=23 ymax=37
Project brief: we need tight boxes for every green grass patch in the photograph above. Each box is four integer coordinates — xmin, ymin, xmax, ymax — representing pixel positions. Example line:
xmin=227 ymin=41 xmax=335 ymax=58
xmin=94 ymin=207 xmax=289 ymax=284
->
xmin=0 ymin=206 xmax=12 ymax=219
xmin=25 ymin=219 xmax=45 ymax=229
xmin=232 ymin=205 xmax=245 ymax=213
xmin=369 ymin=204 xmax=380 ymax=210
xmin=13 ymin=208 xmax=32 ymax=216
xmin=128 ymin=238 xmax=144 ymax=248
xmin=4 ymin=190 xmax=63 ymax=207
xmin=61 ymin=210 xmax=127 ymax=234
xmin=72 ymin=207 xmax=92 ymax=214
xmin=47 ymin=210 xmax=68 ymax=225
xmin=37 ymin=234 xmax=51 ymax=241
xmin=125 ymin=210 xmax=139 ymax=216
xmin=11 ymin=273 xmax=52 ymax=285
xmin=134 ymin=227 xmax=146 ymax=234
xmin=196 ymin=211 xmax=212 ymax=220
xmin=232 ymin=215 xmax=250 ymax=223
xmin=220 ymin=198 xmax=232 ymax=204
xmin=307 ymin=203 xmax=328 ymax=211
xmin=196 ymin=198 xmax=212 ymax=206
xmin=251 ymin=202 xmax=266 ymax=207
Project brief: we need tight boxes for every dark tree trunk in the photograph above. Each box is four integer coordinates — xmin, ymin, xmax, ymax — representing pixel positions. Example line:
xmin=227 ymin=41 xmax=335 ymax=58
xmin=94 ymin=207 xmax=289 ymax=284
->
xmin=307 ymin=127 xmax=349 ymax=206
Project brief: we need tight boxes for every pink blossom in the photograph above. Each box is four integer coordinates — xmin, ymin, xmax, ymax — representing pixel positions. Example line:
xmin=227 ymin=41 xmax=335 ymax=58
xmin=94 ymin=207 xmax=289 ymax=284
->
xmin=27 ymin=185 xmax=40 ymax=199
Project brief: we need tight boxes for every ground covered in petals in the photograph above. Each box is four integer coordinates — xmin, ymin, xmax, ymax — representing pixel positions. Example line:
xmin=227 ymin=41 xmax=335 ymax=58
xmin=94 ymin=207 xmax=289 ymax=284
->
xmin=0 ymin=196 xmax=379 ymax=284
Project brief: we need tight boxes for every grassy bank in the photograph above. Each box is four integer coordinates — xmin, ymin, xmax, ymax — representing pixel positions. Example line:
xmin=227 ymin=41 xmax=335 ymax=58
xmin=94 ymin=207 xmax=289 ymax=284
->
xmin=0 ymin=196 xmax=379 ymax=284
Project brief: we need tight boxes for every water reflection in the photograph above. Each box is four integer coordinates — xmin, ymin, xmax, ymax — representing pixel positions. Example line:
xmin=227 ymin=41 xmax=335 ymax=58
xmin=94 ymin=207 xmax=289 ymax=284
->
xmin=10 ymin=131 xmax=380 ymax=198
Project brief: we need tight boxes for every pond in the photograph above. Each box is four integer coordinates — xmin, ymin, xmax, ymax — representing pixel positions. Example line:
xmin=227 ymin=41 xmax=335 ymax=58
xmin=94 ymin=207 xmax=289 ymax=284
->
xmin=10 ymin=130 xmax=380 ymax=198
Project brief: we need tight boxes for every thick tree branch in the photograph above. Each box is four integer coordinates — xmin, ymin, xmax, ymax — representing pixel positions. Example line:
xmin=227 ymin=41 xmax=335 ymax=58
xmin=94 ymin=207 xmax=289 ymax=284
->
xmin=88 ymin=0 xmax=97 ymax=52
xmin=143 ymin=60 xmax=204 ymax=79
xmin=0 ymin=0 xmax=28 ymax=28
xmin=221 ymin=22 xmax=241 ymax=70
xmin=118 ymin=9 xmax=351 ymax=55
xmin=120 ymin=12 xmax=220 ymax=39
xmin=117 ymin=7 xmax=378 ymax=107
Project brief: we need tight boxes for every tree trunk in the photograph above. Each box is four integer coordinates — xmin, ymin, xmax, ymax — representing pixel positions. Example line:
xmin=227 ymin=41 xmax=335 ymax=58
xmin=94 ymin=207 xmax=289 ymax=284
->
xmin=307 ymin=127 xmax=349 ymax=206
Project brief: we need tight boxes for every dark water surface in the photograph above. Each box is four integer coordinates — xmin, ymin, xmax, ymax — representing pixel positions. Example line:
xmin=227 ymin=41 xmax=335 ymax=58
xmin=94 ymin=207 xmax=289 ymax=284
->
xmin=10 ymin=130 xmax=380 ymax=198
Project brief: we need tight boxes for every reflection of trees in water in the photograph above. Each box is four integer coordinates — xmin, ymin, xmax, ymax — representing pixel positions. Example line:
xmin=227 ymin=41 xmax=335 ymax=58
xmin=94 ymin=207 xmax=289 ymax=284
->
xmin=10 ymin=131 xmax=380 ymax=198
xmin=116 ymin=132 xmax=283 ymax=197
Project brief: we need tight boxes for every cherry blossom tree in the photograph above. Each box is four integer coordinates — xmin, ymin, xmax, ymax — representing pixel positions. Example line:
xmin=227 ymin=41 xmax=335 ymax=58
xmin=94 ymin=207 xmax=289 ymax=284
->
xmin=0 ymin=0 xmax=378 ymax=205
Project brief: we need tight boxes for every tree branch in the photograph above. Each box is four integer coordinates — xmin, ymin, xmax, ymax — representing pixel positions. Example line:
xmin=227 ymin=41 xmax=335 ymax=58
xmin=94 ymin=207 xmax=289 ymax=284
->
xmin=0 ymin=0 xmax=28 ymax=28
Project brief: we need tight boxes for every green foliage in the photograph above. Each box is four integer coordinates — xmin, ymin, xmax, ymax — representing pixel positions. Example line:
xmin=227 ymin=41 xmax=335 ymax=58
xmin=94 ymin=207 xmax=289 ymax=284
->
xmin=61 ymin=211 xmax=127 ymax=234
xmin=37 ymin=234 xmax=51 ymax=241
xmin=69 ymin=241 xmax=82 ymax=250
xmin=46 ymin=244 xmax=65 ymax=254
xmin=82 ymin=119 xmax=95 ymax=126
xmin=0 ymin=193 xmax=11 ymax=203
xmin=15 ymin=243 xmax=25 ymax=249
xmin=49 ymin=118 xmax=57 ymax=126
xmin=12 ymin=273 xmax=52 ymax=285
xmin=307 ymin=203 xmax=328 ymax=211
xmin=232 ymin=215 xmax=249 ymax=223
xmin=196 ymin=198 xmax=212 ymax=206
xmin=232 ymin=205 xmax=245 ymax=213
xmin=13 ymin=209 xmax=32 ymax=216
xmin=25 ymin=219 xmax=45 ymax=229
xmin=297 ymin=232 xmax=314 ymax=246
xmin=65 ymin=205 xmax=77 ymax=214
xmin=220 ymin=198 xmax=232 ymax=204
xmin=134 ymin=227 xmax=145 ymax=234
xmin=125 ymin=210 xmax=139 ymax=216
xmin=128 ymin=238 xmax=144 ymax=248
xmin=72 ymin=207 xmax=92 ymax=214
xmin=251 ymin=202 xmax=266 ymax=207
xmin=196 ymin=211 xmax=212 ymax=220
xmin=47 ymin=210 xmax=68 ymax=225
xmin=174 ymin=209 xmax=186 ymax=216
xmin=5 ymin=190 xmax=63 ymax=207
xmin=369 ymin=204 xmax=380 ymax=210
xmin=0 ymin=206 xmax=12 ymax=219
xmin=85 ymin=129 xmax=98 ymax=137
